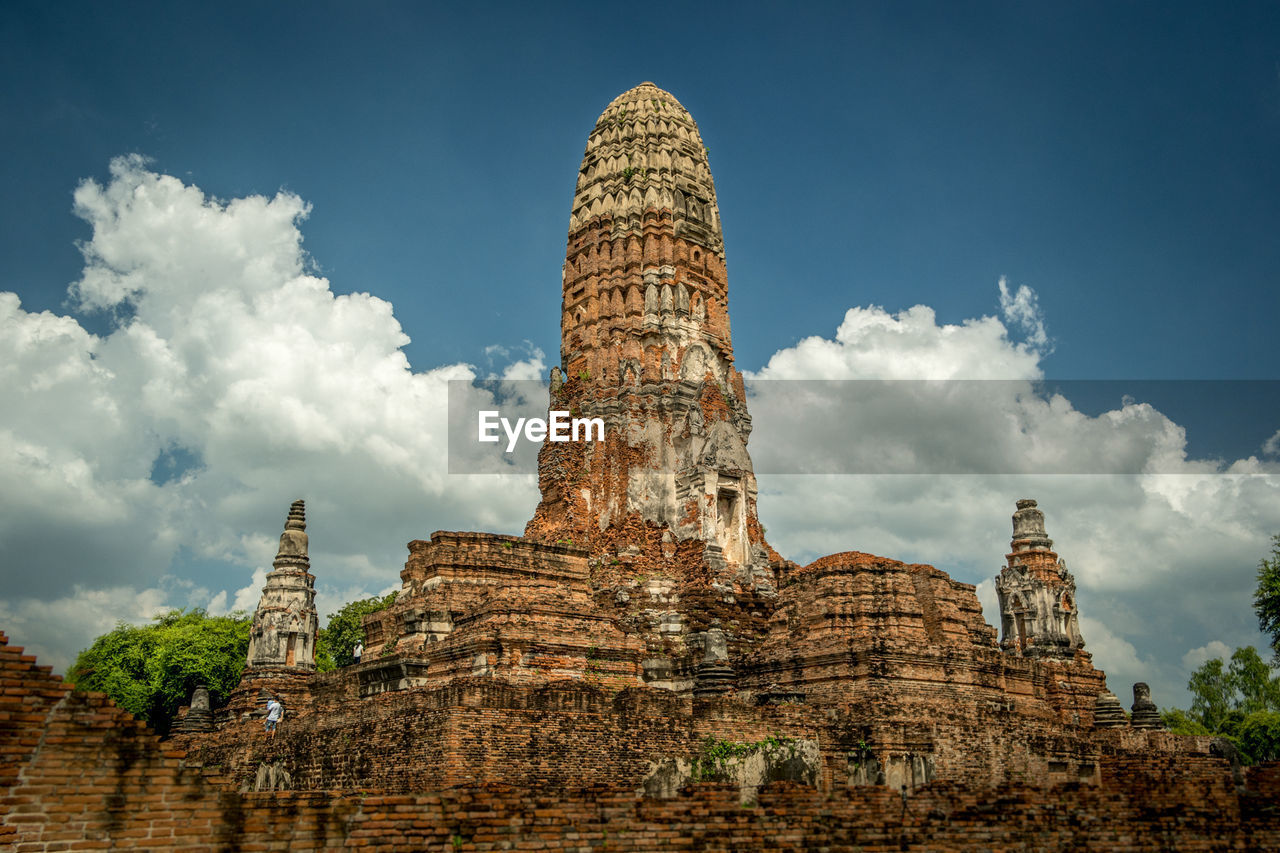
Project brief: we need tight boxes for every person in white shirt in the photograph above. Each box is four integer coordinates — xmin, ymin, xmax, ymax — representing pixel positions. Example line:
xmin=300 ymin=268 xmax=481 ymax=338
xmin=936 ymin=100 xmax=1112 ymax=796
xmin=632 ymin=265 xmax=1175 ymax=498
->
xmin=265 ymin=697 xmax=284 ymax=739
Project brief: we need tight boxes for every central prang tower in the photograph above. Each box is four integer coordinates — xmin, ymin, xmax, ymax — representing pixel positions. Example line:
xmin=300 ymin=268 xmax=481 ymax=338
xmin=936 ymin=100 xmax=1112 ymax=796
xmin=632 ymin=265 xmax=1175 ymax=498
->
xmin=525 ymin=82 xmax=776 ymax=592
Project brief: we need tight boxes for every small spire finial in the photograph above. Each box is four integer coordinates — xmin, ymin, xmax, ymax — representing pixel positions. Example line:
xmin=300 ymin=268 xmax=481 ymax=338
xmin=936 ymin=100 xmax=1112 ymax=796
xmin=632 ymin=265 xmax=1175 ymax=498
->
xmin=274 ymin=499 xmax=309 ymax=564
xmin=285 ymin=499 xmax=306 ymax=531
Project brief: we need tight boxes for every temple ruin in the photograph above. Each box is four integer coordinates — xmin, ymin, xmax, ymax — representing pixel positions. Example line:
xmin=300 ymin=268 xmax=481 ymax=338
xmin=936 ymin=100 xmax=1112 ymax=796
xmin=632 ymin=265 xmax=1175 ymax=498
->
xmin=1 ymin=82 xmax=1274 ymax=850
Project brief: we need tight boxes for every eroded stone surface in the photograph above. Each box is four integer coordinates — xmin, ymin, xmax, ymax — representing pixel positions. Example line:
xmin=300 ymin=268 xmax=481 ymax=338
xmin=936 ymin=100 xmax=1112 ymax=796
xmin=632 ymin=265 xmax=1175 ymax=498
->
xmin=174 ymin=685 xmax=214 ymax=733
xmin=166 ymin=87 xmax=1147 ymax=801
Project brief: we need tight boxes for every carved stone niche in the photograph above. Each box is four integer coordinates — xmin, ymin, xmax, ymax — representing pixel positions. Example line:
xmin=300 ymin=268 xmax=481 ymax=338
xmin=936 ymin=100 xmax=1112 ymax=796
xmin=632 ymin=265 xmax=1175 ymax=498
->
xmin=994 ymin=499 xmax=1084 ymax=661
xmin=713 ymin=475 xmax=747 ymax=567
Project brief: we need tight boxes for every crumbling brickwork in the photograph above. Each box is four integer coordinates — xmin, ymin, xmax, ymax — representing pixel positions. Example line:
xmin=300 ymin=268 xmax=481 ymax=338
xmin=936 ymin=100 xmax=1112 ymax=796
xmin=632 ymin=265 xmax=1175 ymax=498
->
xmin=361 ymin=532 xmax=645 ymax=689
xmin=4 ymin=629 xmax=1279 ymax=850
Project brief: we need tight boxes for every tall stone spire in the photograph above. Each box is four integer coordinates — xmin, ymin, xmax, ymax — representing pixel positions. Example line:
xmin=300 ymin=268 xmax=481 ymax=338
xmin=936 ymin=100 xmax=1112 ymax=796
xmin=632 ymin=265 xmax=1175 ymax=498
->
xmin=526 ymin=82 xmax=775 ymax=591
xmin=246 ymin=499 xmax=318 ymax=671
xmin=995 ymin=499 xmax=1084 ymax=660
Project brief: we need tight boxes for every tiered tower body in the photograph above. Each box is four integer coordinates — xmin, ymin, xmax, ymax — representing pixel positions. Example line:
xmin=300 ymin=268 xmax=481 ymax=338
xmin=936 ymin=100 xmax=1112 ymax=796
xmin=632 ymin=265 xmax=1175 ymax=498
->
xmin=525 ymin=82 xmax=774 ymax=592
xmin=995 ymin=499 xmax=1084 ymax=659
xmin=246 ymin=500 xmax=318 ymax=671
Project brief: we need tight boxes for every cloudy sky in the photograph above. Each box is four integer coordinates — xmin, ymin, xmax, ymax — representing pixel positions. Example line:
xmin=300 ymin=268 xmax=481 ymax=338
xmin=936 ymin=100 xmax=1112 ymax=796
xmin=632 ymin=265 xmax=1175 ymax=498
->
xmin=2 ymin=1 xmax=1278 ymax=709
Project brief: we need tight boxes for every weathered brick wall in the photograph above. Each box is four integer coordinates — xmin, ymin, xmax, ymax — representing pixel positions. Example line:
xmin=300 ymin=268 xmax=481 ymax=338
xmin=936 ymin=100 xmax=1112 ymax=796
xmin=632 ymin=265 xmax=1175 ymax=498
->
xmin=5 ymin=630 xmax=1280 ymax=850
xmin=0 ymin=630 xmax=261 ymax=850
xmin=175 ymin=674 xmax=826 ymax=793
xmin=174 ymin=647 xmax=1190 ymax=799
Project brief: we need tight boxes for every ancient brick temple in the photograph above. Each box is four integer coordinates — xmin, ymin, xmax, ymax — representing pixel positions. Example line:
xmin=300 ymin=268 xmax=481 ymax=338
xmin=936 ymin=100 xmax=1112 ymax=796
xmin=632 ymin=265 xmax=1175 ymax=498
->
xmin=3 ymin=83 xmax=1276 ymax=850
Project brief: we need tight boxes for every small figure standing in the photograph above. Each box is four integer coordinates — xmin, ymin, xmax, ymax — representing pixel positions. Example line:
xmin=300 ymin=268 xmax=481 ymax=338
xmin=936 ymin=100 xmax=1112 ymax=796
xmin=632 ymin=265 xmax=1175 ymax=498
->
xmin=265 ymin=696 xmax=284 ymax=739
xmin=353 ymin=641 xmax=363 ymax=664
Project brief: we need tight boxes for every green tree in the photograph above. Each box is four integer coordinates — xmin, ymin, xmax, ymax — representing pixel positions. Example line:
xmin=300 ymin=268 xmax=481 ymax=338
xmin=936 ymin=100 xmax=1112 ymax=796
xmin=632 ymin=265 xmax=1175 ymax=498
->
xmin=1256 ymin=534 xmax=1280 ymax=661
xmin=1161 ymin=707 xmax=1211 ymax=736
xmin=1229 ymin=646 xmax=1280 ymax=714
xmin=68 ymin=608 xmax=249 ymax=735
xmin=315 ymin=591 xmax=397 ymax=671
xmin=1236 ymin=710 xmax=1280 ymax=764
xmin=1164 ymin=536 xmax=1280 ymax=759
xmin=1188 ymin=657 xmax=1235 ymax=732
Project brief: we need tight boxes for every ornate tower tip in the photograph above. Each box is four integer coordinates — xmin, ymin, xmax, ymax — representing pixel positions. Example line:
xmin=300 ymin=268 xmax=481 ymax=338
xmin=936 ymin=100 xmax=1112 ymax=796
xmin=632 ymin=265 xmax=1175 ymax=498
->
xmin=996 ymin=499 xmax=1085 ymax=660
xmin=247 ymin=498 xmax=319 ymax=671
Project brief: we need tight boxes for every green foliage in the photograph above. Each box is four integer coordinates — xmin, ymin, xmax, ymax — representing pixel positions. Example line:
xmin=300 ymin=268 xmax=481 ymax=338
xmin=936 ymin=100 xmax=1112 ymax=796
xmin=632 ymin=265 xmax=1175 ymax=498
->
xmin=690 ymin=734 xmax=794 ymax=782
xmin=1161 ymin=708 xmax=1211 ymax=736
xmin=1170 ymin=644 xmax=1280 ymax=763
xmin=1230 ymin=645 xmax=1280 ymax=713
xmin=1256 ymin=534 xmax=1280 ymax=660
xmin=1188 ymin=658 xmax=1234 ymax=732
xmin=583 ymin=645 xmax=602 ymax=683
xmin=1236 ymin=710 xmax=1280 ymax=764
xmin=1166 ymin=537 xmax=1280 ymax=761
xmin=1184 ymin=647 xmax=1280 ymax=734
xmin=68 ymin=608 xmax=249 ymax=735
xmin=315 ymin=591 xmax=398 ymax=671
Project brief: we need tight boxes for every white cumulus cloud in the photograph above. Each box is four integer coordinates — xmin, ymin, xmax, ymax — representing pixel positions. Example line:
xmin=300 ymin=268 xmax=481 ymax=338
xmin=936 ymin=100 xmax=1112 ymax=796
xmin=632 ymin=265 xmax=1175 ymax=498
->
xmin=746 ymin=286 xmax=1279 ymax=708
xmin=997 ymin=275 xmax=1051 ymax=353
xmin=1264 ymin=429 xmax=1280 ymax=457
xmin=1181 ymin=640 xmax=1233 ymax=672
xmin=0 ymin=157 xmax=539 ymax=673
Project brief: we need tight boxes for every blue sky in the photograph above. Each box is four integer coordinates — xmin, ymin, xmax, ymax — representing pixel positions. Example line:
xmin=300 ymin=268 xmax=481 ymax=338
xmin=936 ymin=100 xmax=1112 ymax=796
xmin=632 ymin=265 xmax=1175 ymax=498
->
xmin=8 ymin=1 xmax=1279 ymax=378
xmin=2 ymin=1 xmax=1279 ymax=709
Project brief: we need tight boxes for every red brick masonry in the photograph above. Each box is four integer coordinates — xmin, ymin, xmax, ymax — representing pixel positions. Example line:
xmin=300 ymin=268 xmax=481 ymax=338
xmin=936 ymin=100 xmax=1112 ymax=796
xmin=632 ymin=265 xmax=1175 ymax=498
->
xmin=4 ymin=631 xmax=1278 ymax=851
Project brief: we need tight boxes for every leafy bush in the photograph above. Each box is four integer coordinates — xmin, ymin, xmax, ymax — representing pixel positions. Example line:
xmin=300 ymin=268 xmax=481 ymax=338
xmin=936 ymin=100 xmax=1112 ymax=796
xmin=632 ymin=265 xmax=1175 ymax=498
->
xmin=1236 ymin=710 xmax=1280 ymax=764
xmin=68 ymin=608 xmax=249 ymax=734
